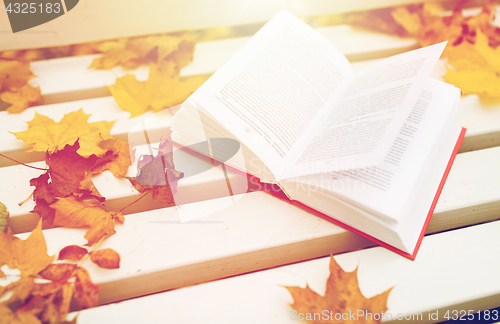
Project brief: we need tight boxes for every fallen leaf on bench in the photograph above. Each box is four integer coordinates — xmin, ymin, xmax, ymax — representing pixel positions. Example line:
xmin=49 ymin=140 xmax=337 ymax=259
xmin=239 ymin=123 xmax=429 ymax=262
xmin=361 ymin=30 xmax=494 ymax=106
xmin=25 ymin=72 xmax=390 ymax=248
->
xmin=444 ymin=29 xmax=500 ymax=97
xmin=90 ymin=33 xmax=195 ymax=70
xmin=58 ymin=245 xmax=89 ymax=262
xmin=0 ymin=201 xmax=9 ymax=232
xmin=109 ymin=61 xmax=205 ymax=117
xmin=0 ymin=58 xmax=35 ymax=91
xmin=0 ymin=58 xmax=42 ymax=113
xmin=91 ymin=139 xmax=134 ymax=178
xmin=286 ymin=256 xmax=391 ymax=324
xmin=12 ymin=109 xmax=115 ymax=157
xmin=74 ymin=267 xmax=100 ymax=309
xmin=90 ymin=248 xmax=120 ymax=269
xmin=0 ymin=220 xmax=54 ymax=277
xmin=1 ymin=84 xmax=42 ymax=113
xmin=39 ymin=263 xmax=78 ymax=281
xmin=50 ymin=196 xmax=125 ymax=246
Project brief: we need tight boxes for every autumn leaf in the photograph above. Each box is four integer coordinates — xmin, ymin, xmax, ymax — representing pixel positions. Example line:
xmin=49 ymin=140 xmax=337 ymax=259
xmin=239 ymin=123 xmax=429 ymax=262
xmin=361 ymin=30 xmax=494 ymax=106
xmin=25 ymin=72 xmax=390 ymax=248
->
xmin=90 ymin=33 xmax=196 ymax=70
xmin=12 ymin=109 xmax=115 ymax=157
xmin=39 ymin=263 xmax=78 ymax=281
xmin=0 ymin=201 xmax=9 ymax=232
xmin=30 ymin=141 xmax=103 ymax=224
xmin=0 ymin=58 xmax=35 ymax=91
xmin=73 ymin=267 xmax=100 ymax=309
xmin=0 ymin=220 xmax=54 ymax=277
xmin=286 ymin=256 xmax=391 ymax=324
xmin=1 ymin=84 xmax=42 ymax=113
xmin=50 ymin=196 xmax=125 ymax=246
xmin=44 ymin=141 xmax=99 ymax=198
xmin=444 ymin=29 xmax=500 ymax=97
xmin=58 ymin=245 xmax=89 ymax=262
xmin=0 ymin=305 xmax=40 ymax=324
xmin=89 ymin=248 xmax=120 ymax=269
xmin=109 ymin=61 xmax=206 ymax=117
xmin=127 ymin=134 xmax=184 ymax=205
xmin=91 ymin=139 xmax=134 ymax=178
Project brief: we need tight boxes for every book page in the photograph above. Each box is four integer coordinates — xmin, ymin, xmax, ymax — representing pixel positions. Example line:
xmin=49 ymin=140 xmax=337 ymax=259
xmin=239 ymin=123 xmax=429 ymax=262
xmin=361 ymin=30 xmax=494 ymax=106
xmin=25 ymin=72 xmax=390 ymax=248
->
xmin=189 ymin=10 xmax=354 ymax=179
xmin=282 ymin=42 xmax=446 ymax=179
xmin=281 ymin=79 xmax=460 ymax=221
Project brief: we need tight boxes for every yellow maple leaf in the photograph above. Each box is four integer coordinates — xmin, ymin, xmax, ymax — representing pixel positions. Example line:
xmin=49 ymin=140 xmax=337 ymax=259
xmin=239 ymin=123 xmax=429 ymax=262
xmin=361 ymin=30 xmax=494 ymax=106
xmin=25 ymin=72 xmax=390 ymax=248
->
xmin=444 ymin=29 xmax=500 ymax=97
xmin=50 ymin=196 xmax=125 ymax=246
xmin=1 ymin=84 xmax=42 ymax=113
xmin=109 ymin=61 xmax=206 ymax=117
xmin=390 ymin=7 xmax=422 ymax=37
xmin=286 ymin=256 xmax=391 ymax=324
xmin=12 ymin=109 xmax=115 ymax=157
xmin=0 ymin=220 xmax=54 ymax=277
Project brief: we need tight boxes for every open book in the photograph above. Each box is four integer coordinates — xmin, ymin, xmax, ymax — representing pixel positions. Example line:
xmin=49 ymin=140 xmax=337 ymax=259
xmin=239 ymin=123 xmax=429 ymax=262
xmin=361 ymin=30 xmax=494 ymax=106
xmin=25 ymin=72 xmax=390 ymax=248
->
xmin=172 ymin=10 xmax=465 ymax=259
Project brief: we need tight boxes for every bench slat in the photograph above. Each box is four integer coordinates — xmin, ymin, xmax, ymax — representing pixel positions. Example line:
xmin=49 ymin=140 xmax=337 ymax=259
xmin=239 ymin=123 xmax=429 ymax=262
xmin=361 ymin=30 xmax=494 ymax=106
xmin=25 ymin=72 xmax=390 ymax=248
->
xmin=69 ymin=220 xmax=500 ymax=324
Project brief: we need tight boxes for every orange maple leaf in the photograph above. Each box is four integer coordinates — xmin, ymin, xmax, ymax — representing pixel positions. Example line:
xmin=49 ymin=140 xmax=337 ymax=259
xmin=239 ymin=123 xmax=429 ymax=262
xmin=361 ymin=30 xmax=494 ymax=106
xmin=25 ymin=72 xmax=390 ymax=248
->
xmin=0 ymin=58 xmax=35 ymax=91
xmin=0 ymin=58 xmax=42 ymax=113
xmin=0 ymin=220 xmax=54 ymax=277
xmin=50 ymin=196 xmax=125 ymax=246
xmin=12 ymin=109 xmax=115 ymax=157
xmin=108 ymin=61 xmax=206 ymax=117
xmin=89 ymin=248 xmax=120 ymax=269
xmin=1 ymin=84 xmax=42 ymax=114
xmin=286 ymin=256 xmax=391 ymax=324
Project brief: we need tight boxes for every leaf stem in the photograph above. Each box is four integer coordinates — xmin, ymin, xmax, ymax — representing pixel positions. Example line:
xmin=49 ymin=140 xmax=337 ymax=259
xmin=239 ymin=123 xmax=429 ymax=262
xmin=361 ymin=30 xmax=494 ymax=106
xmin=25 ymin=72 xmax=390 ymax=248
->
xmin=119 ymin=190 xmax=151 ymax=213
xmin=0 ymin=153 xmax=47 ymax=171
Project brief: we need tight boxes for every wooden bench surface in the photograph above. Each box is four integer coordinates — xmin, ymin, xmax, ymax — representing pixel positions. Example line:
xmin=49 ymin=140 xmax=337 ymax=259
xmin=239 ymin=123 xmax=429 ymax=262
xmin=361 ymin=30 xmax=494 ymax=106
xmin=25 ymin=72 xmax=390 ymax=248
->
xmin=1 ymin=2 xmax=500 ymax=323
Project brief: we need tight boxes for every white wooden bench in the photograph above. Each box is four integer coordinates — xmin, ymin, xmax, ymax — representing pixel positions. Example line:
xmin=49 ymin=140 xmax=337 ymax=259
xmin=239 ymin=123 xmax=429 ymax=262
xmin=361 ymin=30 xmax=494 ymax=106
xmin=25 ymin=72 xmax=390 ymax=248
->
xmin=2 ymin=1 xmax=500 ymax=323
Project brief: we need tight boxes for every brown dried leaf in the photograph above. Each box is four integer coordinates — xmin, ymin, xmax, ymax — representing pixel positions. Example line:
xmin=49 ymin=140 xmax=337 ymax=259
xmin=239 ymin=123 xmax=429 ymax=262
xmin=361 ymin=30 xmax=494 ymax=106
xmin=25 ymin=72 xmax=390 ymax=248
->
xmin=89 ymin=248 xmax=120 ymax=269
xmin=58 ymin=245 xmax=89 ymax=262
xmin=286 ymin=256 xmax=391 ymax=324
